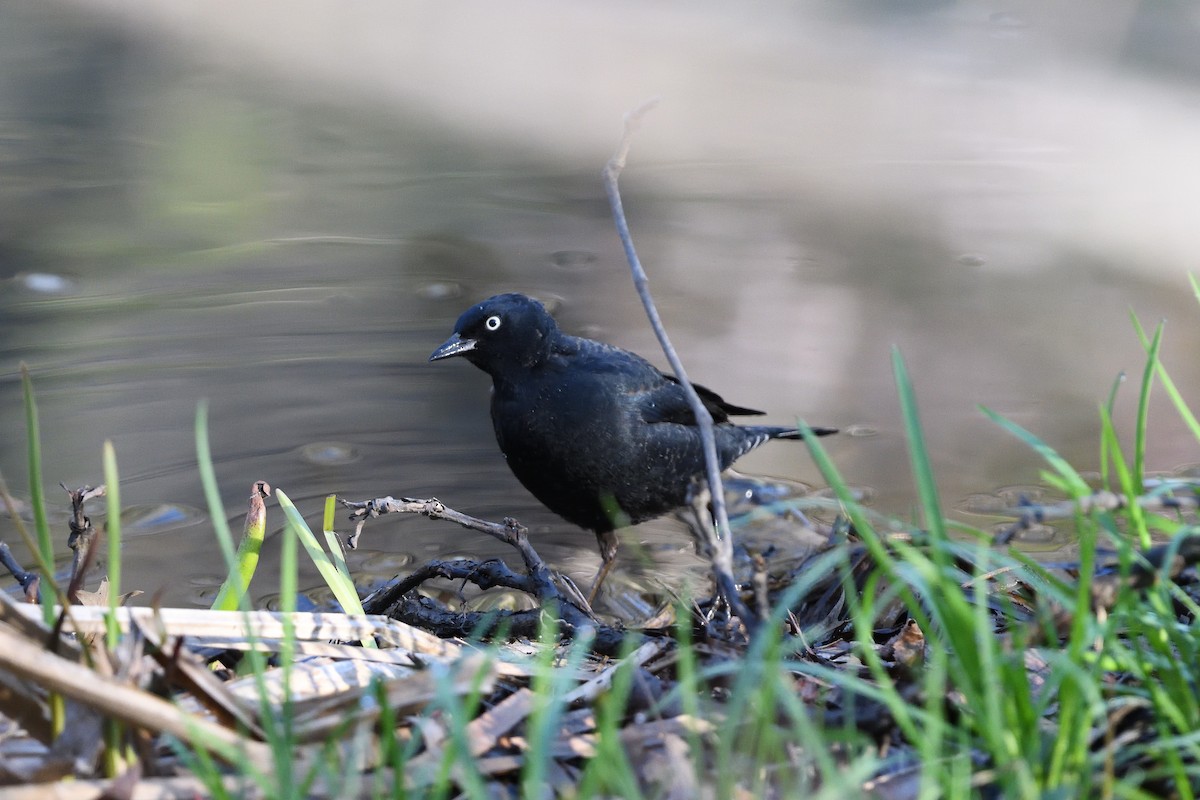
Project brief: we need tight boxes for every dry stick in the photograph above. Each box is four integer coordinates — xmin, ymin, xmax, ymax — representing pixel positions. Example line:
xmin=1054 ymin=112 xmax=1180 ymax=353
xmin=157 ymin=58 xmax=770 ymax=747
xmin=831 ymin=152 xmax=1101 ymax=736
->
xmin=0 ymin=621 xmax=274 ymax=770
xmin=602 ymin=100 xmax=757 ymax=633
xmin=342 ymin=496 xmax=632 ymax=652
xmin=993 ymin=487 xmax=1200 ymax=546
xmin=344 ymin=497 xmax=549 ymax=581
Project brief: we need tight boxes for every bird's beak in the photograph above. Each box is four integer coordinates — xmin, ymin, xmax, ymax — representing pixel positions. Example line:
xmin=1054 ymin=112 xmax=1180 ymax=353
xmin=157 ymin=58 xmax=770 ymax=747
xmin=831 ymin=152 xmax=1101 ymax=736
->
xmin=429 ymin=332 xmax=476 ymax=362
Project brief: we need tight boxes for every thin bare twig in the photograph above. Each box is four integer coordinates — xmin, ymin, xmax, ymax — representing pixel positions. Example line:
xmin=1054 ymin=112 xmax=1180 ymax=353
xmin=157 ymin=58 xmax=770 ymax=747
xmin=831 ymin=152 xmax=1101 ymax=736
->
xmin=601 ymin=100 xmax=757 ymax=634
xmin=343 ymin=496 xmax=551 ymax=583
xmin=342 ymin=496 xmax=632 ymax=654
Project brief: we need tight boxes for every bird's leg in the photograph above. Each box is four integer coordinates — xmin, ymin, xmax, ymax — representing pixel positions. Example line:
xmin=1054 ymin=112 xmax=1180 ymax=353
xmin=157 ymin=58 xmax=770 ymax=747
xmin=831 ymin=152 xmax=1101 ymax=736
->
xmin=587 ymin=529 xmax=620 ymax=606
xmin=682 ymin=479 xmax=716 ymax=559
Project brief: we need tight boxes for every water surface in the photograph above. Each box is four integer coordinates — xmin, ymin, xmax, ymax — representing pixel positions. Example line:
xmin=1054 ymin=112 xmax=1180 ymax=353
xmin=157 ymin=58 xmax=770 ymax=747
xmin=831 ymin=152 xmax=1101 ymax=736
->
xmin=2 ymin=1 xmax=1198 ymax=609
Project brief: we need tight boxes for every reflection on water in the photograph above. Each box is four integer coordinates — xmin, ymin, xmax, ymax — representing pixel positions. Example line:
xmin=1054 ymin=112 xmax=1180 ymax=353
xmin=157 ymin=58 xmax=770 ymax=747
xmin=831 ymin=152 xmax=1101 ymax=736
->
xmin=1 ymin=1 xmax=1199 ymax=610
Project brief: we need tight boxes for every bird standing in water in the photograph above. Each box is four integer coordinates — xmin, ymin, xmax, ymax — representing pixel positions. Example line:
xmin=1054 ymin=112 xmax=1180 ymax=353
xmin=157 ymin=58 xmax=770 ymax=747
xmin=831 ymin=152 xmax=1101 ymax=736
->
xmin=429 ymin=293 xmax=835 ymax=601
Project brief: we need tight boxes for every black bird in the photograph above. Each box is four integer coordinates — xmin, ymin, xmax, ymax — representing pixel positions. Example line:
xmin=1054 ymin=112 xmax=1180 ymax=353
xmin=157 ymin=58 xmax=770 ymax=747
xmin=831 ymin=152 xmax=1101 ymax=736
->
xmin=429 ymin=293 xmax=835 ymax=599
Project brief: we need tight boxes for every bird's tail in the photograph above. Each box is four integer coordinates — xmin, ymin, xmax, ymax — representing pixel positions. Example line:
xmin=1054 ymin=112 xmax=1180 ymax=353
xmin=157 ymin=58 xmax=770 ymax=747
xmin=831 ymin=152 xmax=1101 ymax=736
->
xmin=725 ymin=424 xmax=838 ymax=465
xmin=768 ymin=425 xmax=838 ymax=440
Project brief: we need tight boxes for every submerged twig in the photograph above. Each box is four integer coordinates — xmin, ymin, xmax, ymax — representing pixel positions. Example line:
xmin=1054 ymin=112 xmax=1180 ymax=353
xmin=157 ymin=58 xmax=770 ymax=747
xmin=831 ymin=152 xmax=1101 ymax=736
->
xmin=993 ymin=485 xmax=1200 ymax=546
xmin=601 ymin=99 xmax=756 ymax=634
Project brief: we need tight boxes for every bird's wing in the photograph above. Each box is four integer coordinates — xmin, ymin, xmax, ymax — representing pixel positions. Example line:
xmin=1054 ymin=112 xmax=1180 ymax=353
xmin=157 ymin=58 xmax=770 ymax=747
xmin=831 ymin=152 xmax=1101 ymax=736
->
xmin=556 ymin=335 xmax=764 ymax=426
xmin=660 ymin=374 xmax=765 ymax=418
xmin=637 ymin=376 xmax=765 ymax=426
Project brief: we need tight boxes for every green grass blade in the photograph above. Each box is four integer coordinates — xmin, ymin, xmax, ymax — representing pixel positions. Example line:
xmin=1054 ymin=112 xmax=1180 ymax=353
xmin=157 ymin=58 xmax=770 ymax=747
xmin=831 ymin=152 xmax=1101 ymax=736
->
xmin=1130 ymin=315 xmax=1162 ymax=494
xmin=1100 ymin=371 xmax=1125 ymax=489
xmin=581 ymin=638 xmax=641 ymax=797
xmin=278 ymin=485 xmax=297 ymax=756
xmin=21 ymin=366 xmax=53 ymax=624
xmin=192 ymin=404 xmax=317 ymax=793
xmin=522 ymin=620 xmax=595 ymax=798
xmin=978 ymin=406 xmax=1091 ymax=497
xmin=799 ymin=421 xmax=891 ymax=572
xmin=893 ymin=350 xmax=986 ymax=675
xmin=892 ymin=346 xmax=945 ymax=542
xmin=102 ymin=441 xmax=121 ymax=646
xmin=798 ymin=426 xmax=935 ymax=752
xmin=100 ymin=439 xmax=126 ymax=778
xmin=1132 ymin=312 xmax=1200 ymax=444
xmin=1099 ymin=406 xmax=1150 ymax=548
xmin=275 ymin=489 xmax=371 ymax=629
xmin=195 ymin=401 xmax=239 ymax=592
xmin=280 ymin=495 xmax=298 ymax=621
xmin=322 ymin=495 xmax=351 ymax=582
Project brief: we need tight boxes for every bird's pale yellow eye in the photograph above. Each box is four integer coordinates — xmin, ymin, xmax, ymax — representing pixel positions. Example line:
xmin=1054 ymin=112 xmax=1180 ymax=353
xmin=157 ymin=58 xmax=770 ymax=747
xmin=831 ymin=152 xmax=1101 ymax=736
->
xmin=485 ymin=315 xmax=502 ymax=331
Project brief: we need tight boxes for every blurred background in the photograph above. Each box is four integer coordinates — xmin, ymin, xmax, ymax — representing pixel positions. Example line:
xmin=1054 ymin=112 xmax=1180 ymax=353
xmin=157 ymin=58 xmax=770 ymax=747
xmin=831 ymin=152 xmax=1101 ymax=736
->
xmin=1 ymin=0 xmax=1198 ymax=610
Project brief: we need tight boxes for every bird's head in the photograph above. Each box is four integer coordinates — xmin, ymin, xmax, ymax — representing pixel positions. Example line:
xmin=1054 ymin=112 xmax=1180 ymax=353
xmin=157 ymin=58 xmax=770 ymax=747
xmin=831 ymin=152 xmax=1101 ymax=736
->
xmin=429 ymin=293 xmax=558 ymax=375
